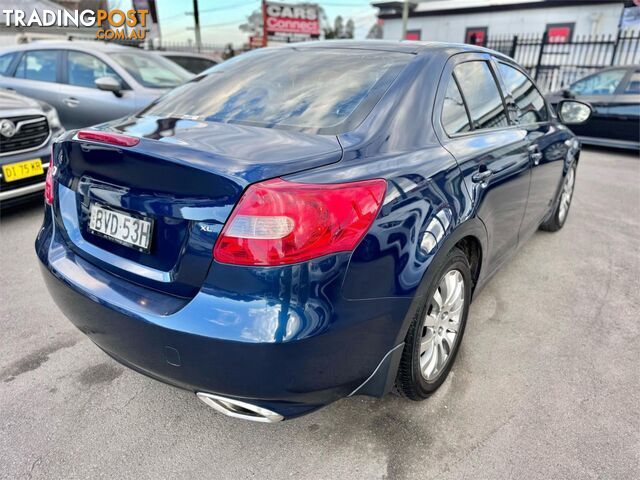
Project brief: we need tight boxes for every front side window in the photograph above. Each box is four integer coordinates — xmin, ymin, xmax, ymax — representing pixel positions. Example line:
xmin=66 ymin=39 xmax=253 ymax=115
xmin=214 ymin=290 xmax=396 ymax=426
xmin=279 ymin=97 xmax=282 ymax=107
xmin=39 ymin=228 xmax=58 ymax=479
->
xmin=453 ymin=61 xmax=509 ymax=131
xmin=67 ymin=51 xmax=122 ymax=89
xmin=442 ymin=76 xmax=471 ymax=135
xmin=141 ymin=48 xmax=411 ymax=134
xmin=570 ymin=69 xmax=626 ymax=95
xmin=14 ymin=50 xmax=58 ymax=83
xmin=497 ymin=62 xmax=548 ymax=124
xmin=0 ymin=52 xmax=17 ymax=75
xmin=109 ymin=52 xmax=192 ymax=88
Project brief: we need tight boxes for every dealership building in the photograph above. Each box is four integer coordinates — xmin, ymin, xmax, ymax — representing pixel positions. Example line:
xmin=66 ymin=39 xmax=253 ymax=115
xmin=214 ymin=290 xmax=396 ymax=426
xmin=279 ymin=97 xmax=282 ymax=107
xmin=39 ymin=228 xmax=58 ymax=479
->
xmin=373 ymin=0 xmax=639 ymax=44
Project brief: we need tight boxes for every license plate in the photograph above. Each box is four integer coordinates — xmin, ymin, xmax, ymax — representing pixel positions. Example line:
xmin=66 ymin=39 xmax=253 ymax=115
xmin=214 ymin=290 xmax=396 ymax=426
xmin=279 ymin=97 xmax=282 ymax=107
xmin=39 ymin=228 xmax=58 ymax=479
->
xmin=89 ymin=204 xmax=153 ymax=252
xmin=1 ymin=159 xmax=44 ymax=182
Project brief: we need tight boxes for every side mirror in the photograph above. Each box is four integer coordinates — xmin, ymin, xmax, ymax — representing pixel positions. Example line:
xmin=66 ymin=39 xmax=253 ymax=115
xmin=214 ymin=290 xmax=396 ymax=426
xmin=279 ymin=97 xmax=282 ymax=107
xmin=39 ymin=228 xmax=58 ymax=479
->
xmin=557 ymin=99 xmax=592 ymax=125
xmin=95 ymin=76 xmax=122 ymax=97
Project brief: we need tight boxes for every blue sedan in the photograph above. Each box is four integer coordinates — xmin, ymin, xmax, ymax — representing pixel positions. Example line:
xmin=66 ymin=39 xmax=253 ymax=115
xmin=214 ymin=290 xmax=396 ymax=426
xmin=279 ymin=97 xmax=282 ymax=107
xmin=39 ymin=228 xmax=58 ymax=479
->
xmin=36 ymin=41 xmax=591 ymax=422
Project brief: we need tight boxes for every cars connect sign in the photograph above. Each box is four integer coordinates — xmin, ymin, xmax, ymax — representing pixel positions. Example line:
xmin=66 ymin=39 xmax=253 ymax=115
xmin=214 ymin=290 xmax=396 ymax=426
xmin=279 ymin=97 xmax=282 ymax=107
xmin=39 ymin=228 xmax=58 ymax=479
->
xmin=264 ymin=2 xmax=320 ymax=37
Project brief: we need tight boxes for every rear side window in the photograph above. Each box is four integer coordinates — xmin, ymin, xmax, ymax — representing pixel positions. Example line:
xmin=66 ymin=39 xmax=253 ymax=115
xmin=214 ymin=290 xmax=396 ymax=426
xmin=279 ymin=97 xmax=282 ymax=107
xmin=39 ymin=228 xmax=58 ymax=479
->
xmin=141 ymin=48 xmax=411 ymax=134
xmin=0 ymin=52 xmax=17 ymax=75
xmin=453 ymin=61 xmax=509 ymax=131
xmin=442 ymin=77 xmax=471 ymax=135
xmin=14 ymin=50 xmax=58 ymax=83
xmin=497 ymin=63 xmax=548 ymax=124
xmin=166 ymin=55 xmax=216 ymax=74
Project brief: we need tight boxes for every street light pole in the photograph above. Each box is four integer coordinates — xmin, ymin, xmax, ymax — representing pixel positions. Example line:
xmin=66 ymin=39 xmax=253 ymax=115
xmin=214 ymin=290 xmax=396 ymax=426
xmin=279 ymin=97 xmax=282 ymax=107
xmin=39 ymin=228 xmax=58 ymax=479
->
xmin=401 ymin=0 xmax=409 ymax=40
xmin=193 ymin=0 xmax=202 ymax=52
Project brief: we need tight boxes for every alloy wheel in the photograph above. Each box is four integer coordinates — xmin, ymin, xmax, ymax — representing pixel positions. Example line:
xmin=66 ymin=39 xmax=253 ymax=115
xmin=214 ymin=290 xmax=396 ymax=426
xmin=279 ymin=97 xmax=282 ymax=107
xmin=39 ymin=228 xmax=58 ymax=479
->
xmin=558 ymin=166 xmax=575 ymax=224
xmin=419 ymin=269 xmax=465 ymax=381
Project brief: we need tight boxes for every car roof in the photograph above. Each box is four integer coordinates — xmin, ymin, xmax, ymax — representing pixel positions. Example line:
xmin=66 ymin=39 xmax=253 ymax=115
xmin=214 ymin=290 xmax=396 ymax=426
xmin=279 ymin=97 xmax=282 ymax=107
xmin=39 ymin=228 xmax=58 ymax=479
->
xmin=274 ymin=39 xmax=513 ymax=61
xmin=0 ymin=41 xmax=141 ymax=53
xmin=158 ymin=51 xmax=217 ymax=60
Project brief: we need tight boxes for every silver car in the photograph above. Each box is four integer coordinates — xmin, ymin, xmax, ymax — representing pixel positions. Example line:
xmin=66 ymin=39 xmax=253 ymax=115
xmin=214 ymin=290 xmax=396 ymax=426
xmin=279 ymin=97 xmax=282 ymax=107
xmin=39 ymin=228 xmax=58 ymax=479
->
xmin=0 ymin=88 xmax=64 ymax=207
xmin=0 ymin=41 xmax=193 ymax=129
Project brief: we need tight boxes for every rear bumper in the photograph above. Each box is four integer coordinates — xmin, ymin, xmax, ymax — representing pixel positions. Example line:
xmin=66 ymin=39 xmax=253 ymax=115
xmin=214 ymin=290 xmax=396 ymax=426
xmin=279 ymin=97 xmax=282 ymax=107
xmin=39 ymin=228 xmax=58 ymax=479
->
xmin=36 ymin=211 xmax=412 ymax=419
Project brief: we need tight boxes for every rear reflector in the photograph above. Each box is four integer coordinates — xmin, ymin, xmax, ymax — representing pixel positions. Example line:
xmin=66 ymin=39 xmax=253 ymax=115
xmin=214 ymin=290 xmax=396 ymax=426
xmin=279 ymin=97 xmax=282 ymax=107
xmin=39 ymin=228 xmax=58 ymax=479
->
xmin=214 ymin=178 xmax=387 ymax=266
xmin=77 ymin=130 xmax=140 ymax=147
xmin=44 ymin=153 xmax=54 ymax=205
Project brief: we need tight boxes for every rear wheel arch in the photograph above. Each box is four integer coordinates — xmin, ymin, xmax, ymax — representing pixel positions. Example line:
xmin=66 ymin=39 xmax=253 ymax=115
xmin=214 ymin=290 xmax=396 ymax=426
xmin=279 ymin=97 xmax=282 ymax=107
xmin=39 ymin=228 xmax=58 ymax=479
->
xmin=356 ymin=221 xmax=486 ymax=398
xmin=453 ymin=235 xmax=482 ymax=291
xmin=394 ymin=218 xmax=486 ymax=345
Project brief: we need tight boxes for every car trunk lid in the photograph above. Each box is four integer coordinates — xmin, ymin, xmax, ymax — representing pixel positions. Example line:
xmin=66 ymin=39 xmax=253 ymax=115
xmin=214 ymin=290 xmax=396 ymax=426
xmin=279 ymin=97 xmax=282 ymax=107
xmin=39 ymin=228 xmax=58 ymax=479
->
xmin=54 ymin=117 xmax=343 ymax=297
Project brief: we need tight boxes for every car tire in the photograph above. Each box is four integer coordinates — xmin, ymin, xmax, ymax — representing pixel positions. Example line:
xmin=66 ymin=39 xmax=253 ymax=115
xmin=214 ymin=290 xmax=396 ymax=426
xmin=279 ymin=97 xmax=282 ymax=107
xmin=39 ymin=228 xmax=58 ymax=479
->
xmin=540 ymin=162 xmax=577 ymax=232
xmin=395 ymin=247 xmax=472 ymax=400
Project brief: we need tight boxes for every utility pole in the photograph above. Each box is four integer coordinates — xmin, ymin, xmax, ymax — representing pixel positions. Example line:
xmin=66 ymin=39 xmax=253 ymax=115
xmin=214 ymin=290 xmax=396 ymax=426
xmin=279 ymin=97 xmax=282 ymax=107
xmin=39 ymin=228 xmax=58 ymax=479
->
xmin=262 ymin=0 xmax=268 ymax=47
xmin=193 ymin=0 xmax=202 ymax=52
xmin=401 ymin=0 xmax=409 ymax=40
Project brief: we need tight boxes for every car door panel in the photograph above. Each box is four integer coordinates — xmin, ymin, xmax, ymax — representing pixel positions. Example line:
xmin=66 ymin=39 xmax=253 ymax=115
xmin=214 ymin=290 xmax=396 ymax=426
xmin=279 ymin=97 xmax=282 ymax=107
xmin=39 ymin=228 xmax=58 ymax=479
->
xmin=435 ymin=54 xmax=532 ymax=276
xmin=56 ymin=83 xmax=136 ymax=129
xmin=56 ymin=49 xmax=138 ymax=129
xmin=607 ymin=95 xmax=640 ymax=143
xmin=0 ymin=50 xmax=63 ymax=112
xmin=568 ymin=94 xmax=614 ymax=138
xmin=519 ymin=125 xmax=568 ymax=236
xmin=492 ymin=60 xmax=567 ymax=237
xmin=447 ymin=130 xmax=531 ymax=273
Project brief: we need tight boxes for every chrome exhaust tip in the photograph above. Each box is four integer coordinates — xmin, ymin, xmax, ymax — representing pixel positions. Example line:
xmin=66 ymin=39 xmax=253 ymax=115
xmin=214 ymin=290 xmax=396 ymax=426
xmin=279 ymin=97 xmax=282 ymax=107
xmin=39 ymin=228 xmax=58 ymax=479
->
xmin=196 ymin=392 xmax=283 ymax=423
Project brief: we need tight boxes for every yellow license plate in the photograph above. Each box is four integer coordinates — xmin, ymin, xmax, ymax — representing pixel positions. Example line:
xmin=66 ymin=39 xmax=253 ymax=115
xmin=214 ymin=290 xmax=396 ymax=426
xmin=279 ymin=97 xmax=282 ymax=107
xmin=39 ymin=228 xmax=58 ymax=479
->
xmin=1 ymin=159 xmax=44 ymax=182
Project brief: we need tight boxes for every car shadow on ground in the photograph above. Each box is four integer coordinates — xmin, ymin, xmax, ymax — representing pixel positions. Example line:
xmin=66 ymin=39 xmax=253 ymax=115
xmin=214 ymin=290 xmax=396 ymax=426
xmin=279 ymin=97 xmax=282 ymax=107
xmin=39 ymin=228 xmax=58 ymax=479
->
xmin=582 ymin=145 xmax=639 ymax=159
xmin=0 ymin=197 xmax=44 ymax=220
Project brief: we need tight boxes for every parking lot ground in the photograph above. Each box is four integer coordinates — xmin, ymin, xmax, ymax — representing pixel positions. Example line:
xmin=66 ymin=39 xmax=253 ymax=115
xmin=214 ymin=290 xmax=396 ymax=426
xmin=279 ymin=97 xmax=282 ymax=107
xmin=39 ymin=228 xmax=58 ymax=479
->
xmin=0 ymin=147 xmax=638 ymax=480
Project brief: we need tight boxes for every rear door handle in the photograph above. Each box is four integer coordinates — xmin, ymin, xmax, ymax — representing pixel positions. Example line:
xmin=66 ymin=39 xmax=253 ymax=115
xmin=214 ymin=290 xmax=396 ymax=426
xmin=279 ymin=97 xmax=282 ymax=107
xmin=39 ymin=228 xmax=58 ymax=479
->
xmin=64 ymin=97 xmax=79 ymax=107
xmin=471 ymin=169 xmax=493 ymax=183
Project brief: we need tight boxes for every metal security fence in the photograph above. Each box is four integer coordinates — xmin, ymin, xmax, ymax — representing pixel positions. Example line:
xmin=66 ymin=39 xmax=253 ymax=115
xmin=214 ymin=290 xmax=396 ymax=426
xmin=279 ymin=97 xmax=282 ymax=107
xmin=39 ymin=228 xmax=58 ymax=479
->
xmin=486 ymin=29 xmax=640 ymax=92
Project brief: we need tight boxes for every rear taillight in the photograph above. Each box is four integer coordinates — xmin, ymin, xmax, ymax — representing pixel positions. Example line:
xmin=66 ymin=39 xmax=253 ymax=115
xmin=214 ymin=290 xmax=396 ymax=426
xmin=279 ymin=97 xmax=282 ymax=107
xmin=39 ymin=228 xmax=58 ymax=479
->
xmin=213 ymin=178 xmax=387 ymax=266
xmin=77 ymin=130 xmax=140 ymax=147
xmin=44 ymin=151 xmax=54 ymax=205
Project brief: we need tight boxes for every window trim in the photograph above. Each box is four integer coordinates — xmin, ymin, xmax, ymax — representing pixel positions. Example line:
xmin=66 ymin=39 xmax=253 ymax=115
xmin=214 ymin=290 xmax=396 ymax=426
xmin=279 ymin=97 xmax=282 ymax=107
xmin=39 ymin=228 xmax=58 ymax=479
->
xmin=12 ymin=49 xmax=62 ymax=84
xmin=440 ymin=71 xmax=473 ymax=136
xmin=62 ymin=50 xmax=130 ymax=91
xmin=494 ymin=59 xmax=551 ymax=127
xmin=444 ymin=58 xmax=512 ymax=138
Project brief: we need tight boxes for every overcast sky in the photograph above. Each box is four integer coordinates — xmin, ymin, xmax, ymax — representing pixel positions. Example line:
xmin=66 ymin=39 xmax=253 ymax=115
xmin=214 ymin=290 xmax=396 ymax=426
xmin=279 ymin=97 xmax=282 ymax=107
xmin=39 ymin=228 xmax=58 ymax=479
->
xmin=153 ymin=0 xmax=378 ymax=47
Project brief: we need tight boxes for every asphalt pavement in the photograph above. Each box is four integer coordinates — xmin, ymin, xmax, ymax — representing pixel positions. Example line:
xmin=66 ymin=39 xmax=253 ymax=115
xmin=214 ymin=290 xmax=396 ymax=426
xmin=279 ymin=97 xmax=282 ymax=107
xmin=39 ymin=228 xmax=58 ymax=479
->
xmin=0 ymin=147 xmax=638 ymax=480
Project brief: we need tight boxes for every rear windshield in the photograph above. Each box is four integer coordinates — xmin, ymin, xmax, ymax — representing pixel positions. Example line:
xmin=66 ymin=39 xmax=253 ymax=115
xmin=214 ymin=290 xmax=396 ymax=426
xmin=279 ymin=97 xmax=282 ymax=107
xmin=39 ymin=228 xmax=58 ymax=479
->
xmin=140 ymin=48 xmax=412 ymax=134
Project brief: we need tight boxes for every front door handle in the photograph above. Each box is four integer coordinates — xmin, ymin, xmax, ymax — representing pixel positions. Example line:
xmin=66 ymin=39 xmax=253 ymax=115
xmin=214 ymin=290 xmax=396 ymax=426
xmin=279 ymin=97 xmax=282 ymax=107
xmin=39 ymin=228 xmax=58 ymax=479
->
xmin=471 ymin=169 xmax=493 ymax=183
xmin=528 ymin=145 xmax=543 ymax=166
xmin=63 ymin=97 xmax=79 ymax=107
